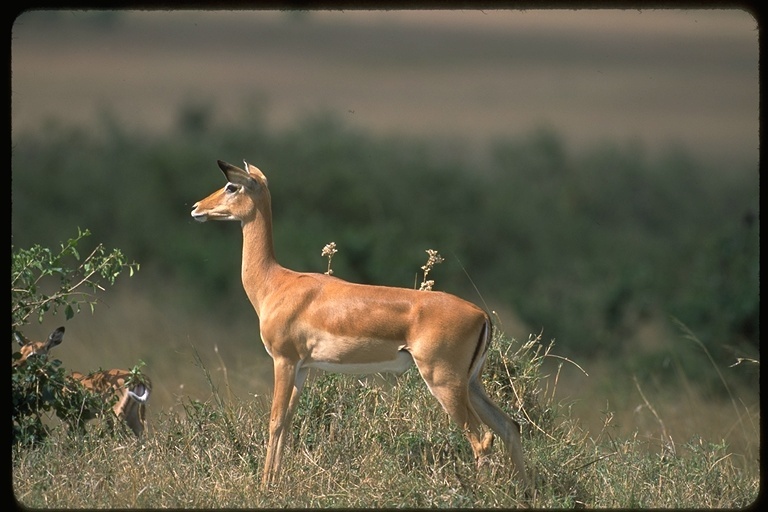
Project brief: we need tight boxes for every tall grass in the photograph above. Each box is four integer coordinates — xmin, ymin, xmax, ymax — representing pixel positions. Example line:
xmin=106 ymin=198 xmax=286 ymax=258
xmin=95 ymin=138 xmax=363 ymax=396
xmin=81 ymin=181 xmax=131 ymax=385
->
xmin=12 ymin=329 xmax=758 ymax=508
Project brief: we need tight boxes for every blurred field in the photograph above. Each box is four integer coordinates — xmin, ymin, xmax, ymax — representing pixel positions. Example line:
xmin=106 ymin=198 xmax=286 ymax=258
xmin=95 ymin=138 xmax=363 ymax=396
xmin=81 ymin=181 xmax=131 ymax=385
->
xmin=11 ymin=8 xmax=759 ymax=488
xmin=12 ymin=9 xmax=758 ymax=167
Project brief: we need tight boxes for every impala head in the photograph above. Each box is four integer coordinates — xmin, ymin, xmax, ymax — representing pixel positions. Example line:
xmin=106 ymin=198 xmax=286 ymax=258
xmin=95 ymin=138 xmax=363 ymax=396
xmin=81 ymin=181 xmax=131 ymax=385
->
xmin=191 ymin=160 xmax=270 ymax=223
xmin=14 ymin=326 xmax=65 ymax=365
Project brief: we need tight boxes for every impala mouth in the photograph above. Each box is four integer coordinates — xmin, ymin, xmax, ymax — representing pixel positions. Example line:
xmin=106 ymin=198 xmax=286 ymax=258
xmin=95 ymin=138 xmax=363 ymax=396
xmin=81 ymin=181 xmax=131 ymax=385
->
xmin=191 ymin=209 xmax=236 ymax=222
xmin=191 ymin=210 xmax=208 ymax=222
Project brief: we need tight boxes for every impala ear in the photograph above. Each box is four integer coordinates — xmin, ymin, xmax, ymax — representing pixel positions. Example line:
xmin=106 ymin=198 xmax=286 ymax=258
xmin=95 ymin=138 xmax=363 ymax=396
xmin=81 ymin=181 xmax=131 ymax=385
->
xmin=244 ymin=161 xmax=268 ymax=186
xmin=216 ymin=160 xmax=254 ymax=187
xmin=46 ymin=326 xmax=65 ymax=349
xmin=217 ymin=159 xmax=246 ymax=175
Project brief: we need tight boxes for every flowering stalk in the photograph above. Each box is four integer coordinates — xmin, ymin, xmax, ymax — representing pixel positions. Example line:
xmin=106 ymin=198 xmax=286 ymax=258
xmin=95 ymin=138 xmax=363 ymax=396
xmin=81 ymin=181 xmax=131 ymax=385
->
xmin=321 ymin=242 xmax=338 ymax=275
xmin=419 ymin=249 xmax=444 ymax=291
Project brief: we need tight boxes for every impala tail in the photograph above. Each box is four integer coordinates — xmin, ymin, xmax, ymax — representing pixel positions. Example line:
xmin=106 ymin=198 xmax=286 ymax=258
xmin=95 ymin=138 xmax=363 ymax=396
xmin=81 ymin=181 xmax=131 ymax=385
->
xmin=468 ymin=314 xmax=493 ymax=383
xmin=127 ymin=382 xmax=151 ymax=403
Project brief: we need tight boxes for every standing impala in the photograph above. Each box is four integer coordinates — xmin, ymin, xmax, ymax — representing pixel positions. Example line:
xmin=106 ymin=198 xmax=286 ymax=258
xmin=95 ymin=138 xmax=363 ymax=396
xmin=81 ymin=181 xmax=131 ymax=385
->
xmin=191 ymin=160 xmax=530 ymax=490
xmin=14 ymin=326 xmax=151 ymax=437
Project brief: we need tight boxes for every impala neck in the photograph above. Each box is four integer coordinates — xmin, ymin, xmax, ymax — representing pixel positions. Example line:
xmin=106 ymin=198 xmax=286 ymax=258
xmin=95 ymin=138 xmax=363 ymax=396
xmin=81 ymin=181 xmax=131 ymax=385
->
xmin=240 ymin=201 xmax=281 ymax=317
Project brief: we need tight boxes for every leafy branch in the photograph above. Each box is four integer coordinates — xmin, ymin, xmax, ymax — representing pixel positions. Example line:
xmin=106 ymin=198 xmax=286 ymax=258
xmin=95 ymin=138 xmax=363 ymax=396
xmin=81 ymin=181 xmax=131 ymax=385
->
xmin=11 ymin=228 xmax=140 ymax=332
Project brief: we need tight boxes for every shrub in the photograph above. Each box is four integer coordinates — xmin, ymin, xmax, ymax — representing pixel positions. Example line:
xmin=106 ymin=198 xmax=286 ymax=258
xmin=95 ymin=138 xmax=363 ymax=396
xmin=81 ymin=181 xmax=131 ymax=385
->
xmin=11 ymin=229 xmax=140 ymax=445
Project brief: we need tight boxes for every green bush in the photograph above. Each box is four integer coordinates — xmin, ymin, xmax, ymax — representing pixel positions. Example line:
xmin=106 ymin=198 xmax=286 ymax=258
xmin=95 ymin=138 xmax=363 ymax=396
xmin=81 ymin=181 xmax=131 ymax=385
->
xmin=10 ymin=107 xmax=759 ymax=375
xmin=11 ymin=229 xmax=140 ymax=444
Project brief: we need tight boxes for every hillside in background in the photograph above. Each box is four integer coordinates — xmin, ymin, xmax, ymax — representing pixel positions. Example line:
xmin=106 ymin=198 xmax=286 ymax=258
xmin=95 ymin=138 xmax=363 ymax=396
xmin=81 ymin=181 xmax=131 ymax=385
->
xmin=12 ymin=10 xmax=758 ymax=167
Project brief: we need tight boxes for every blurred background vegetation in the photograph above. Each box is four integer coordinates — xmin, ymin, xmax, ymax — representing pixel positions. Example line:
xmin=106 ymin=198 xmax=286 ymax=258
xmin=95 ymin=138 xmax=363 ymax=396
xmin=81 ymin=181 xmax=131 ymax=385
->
xmin=11 ymin=104 xmax=758 ymax=392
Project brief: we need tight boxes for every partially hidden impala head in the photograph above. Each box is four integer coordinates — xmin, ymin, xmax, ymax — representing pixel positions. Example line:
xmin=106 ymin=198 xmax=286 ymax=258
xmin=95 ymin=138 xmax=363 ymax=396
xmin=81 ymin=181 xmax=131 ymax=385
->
xmin=14 ymin=326 xmax=64 ymax=365
xmin=13 ymin=326 xmax=151 ymax=437
xmin=191 ymin=160 xmax=270 ymax=223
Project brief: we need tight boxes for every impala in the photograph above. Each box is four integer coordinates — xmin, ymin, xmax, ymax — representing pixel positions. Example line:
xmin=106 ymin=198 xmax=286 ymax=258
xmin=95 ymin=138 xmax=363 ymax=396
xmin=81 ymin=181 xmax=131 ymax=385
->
xmin=191 ymin=160 xmax=530 ymax=490
xmin=14 ymin=326 xmax=151 ymax=437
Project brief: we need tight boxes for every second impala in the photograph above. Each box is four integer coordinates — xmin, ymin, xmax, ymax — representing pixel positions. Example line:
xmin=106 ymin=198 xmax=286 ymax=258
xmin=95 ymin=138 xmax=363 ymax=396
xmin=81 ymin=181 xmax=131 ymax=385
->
xmin=191 ymin=160 xmax=530 ymax=491
xmin=15 ymin=326 xmax=151 ymax=437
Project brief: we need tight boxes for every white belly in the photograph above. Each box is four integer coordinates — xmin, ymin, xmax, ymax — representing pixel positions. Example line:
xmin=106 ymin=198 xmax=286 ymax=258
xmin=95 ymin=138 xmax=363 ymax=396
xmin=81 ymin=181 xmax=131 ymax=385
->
xmin=305 ymin=349 xmax=414 ymax=375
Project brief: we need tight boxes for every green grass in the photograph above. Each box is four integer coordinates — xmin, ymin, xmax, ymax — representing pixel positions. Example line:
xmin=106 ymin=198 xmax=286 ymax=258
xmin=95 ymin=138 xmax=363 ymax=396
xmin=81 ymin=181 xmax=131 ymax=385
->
xmin=11 ymin=330 xmax=759 ymax=508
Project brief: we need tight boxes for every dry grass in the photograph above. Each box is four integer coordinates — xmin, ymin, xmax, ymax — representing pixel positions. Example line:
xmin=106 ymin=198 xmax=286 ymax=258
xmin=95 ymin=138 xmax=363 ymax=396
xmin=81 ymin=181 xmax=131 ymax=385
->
xmin=12 ymin=324 xmax=759 ymax=508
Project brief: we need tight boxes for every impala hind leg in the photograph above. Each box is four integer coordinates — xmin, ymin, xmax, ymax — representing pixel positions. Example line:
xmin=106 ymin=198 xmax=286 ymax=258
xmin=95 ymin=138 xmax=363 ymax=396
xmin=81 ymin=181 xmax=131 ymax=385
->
xmin=434 ymin=384 xmax=494 ymax=462
xmin=262 ymin=359 xmax=307 ymax=489
xmin=122 ymin=402 xmax=146 ymax=437
xmin=414 ymin=363 xmax=493 ymax=463
xmin=469 ymin=377 xmax=530 ymax=488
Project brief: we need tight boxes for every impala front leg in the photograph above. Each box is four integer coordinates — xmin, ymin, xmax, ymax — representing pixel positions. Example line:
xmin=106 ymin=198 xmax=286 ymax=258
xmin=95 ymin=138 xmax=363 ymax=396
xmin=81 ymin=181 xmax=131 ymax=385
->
xmin=274 ymin=365 xmax=308 ymax=470
xmin=262 ymin=357 xmax=304 ymax=489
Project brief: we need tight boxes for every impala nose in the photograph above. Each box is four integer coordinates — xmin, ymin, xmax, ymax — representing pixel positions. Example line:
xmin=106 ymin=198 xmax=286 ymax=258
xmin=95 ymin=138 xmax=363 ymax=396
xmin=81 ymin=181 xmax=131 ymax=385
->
xmin=191 ymin=203 xmax=207 ymax=222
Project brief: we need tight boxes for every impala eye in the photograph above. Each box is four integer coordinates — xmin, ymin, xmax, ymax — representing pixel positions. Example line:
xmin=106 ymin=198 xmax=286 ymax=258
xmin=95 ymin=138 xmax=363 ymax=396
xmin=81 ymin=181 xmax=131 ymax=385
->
xmin=225 ymin=183 xmax=238 ymax=194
